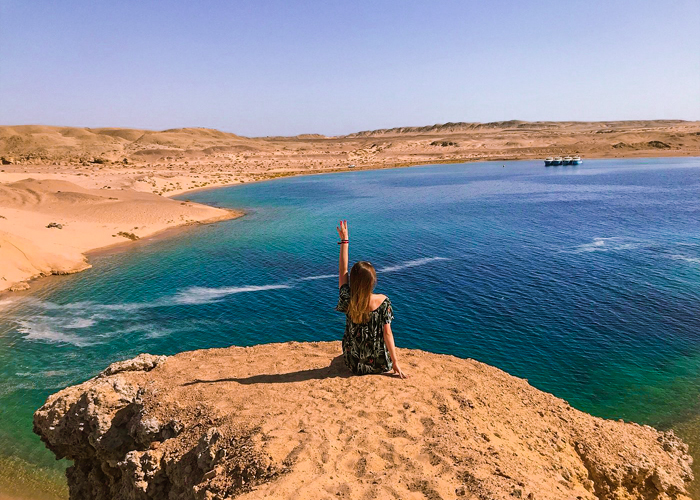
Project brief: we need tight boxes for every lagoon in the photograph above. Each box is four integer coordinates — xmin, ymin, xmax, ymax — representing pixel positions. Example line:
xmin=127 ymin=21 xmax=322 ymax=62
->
xmin=1 ymin=158 xmax=699 ymax=497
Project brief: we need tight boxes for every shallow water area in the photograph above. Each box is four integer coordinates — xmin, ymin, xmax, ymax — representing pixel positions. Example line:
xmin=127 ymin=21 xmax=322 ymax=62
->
xmin=1 ymin=158 xmax=700 ymax=498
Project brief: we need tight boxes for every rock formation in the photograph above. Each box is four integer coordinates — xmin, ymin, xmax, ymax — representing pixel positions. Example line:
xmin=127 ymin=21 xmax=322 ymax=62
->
xmin=34 ymin=342 xmax=693 ymax=500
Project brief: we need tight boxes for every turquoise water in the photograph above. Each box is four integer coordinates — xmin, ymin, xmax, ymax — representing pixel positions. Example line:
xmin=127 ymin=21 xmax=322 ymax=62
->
xmin=1 ymin=158 xmax=700 ymax=496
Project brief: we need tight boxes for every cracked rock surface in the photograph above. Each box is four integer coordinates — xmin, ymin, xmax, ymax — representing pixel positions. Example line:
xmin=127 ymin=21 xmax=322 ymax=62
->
xmin=34 ymin=341 xmax=693 ymax=500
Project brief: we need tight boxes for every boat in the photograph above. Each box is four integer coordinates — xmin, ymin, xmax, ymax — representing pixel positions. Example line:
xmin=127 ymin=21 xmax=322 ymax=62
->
xmin=545 ymin=155 xmax=581 ymax=167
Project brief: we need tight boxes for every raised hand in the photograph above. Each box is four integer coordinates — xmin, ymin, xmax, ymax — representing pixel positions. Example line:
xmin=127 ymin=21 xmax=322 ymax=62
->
xmin=336 ymin=220 xmax=349 ymax=240
xmin=337 ymin=220 xmax=350 ymax=287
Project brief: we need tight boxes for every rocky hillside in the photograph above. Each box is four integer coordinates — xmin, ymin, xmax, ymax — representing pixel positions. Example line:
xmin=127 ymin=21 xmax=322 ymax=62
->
xmin=345 ymin=120 xmax=692 ymax=137
xmin=2 ymin=121 xmax=699 ymax=169
xmin=34 ymin=342 xmax=693 ymax=500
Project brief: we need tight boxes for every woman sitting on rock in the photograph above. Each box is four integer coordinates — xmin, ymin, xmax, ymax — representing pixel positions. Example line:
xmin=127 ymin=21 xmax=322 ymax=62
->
xmin=335 ymin=220 xmax=407 ymax=378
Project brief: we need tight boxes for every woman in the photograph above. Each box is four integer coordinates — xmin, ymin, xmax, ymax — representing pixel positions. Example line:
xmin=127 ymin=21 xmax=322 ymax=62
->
xmin=335 ymin=220 xmax=407 ymax=378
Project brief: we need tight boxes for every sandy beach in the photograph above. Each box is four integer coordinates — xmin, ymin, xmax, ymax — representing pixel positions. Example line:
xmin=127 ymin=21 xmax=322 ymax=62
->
xmin=0 ymin=178 xmax=240 ymax=293
xmin=1 ymin=120 xmax=699 ymax=293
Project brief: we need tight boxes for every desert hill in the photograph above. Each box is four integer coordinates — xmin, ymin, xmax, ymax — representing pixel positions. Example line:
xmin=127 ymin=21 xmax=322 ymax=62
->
xmin=1 ymin=121 xmax=699 ymax=172
xmin=347 ymin=119 xmax=692 ymax=136
xmin=34 ymin=341 xmax=693 ymax=500
xmin=0 ymin=125 xmax=256 ymax=164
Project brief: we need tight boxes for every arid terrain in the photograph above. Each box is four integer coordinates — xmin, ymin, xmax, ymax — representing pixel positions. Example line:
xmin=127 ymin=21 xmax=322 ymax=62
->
xmin=34 ymin=341 xmax=694 ymax=500
xmin=2 ymin=120 xmax=700 ymax=195
xmin=6 ymin=122 xmax=699 ymax=499
xmin=0 ymin=178 xmax=239 ymax=293
xmin=1 ymin=120 xmax=699 ymax=293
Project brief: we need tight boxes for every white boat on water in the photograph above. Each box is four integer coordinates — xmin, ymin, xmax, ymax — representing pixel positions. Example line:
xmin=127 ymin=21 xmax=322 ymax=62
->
xmin=544 ymin=155 xmax=581 ymax=166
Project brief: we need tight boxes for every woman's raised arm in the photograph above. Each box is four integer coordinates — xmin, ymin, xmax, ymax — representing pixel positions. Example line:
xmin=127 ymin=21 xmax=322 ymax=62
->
xmin=337 ymin=220 xmax=349 ymax=288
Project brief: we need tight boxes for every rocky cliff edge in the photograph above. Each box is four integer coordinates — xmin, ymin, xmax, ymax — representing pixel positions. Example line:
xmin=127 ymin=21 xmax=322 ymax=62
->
xmin=34 ymin=342 xmax=693 ymax=500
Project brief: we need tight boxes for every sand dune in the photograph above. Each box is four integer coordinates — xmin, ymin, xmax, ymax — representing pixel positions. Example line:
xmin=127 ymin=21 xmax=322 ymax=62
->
xmin=0 ymin=179 xmax=239 ymax=292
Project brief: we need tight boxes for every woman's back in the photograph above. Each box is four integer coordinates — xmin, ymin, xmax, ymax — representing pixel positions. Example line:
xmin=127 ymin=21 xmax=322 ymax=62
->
xmin=336 ymin=283 xmax=394 ymax=374
xmin=335 ymin=219 xmax=407 ymax=378
xmin=369 ymin=293 xmax=387 ymax=311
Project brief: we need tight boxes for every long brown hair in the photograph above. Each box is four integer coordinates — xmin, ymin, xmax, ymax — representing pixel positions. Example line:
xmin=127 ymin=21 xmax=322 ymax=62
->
xmin=347 ymin=261 xmax=377 ymax=324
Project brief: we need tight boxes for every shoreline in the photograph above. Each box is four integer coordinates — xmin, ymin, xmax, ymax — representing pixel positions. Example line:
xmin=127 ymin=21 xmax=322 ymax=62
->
xmin=164 ymin=151 xmax=700 ymax=197
xmin=0 ymin=209 xmax=243 ymax=300
xmin=84 ymin=208 xmax=244 ymax=260
xmin=0 ymin=178 xmax=245 ymax=296
xmin=2 ymin=153 xmax=699 ymax=298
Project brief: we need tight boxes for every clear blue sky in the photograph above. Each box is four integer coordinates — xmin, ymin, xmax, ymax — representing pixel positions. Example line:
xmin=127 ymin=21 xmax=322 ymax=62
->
xmin=1 ymin=0 xmax=699 ymax=136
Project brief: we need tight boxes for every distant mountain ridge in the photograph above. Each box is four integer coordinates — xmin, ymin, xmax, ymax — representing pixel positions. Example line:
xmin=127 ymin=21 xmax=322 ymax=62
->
xmin=347 ymin=119 xmax=692 ymax=136
xmin=1 ymin=120 xmax=698 ymax=166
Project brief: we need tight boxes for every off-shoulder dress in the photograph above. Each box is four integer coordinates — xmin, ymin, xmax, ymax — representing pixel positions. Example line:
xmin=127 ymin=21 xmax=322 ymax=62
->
xmin=336 ymin=283 xmax=394 ymax=375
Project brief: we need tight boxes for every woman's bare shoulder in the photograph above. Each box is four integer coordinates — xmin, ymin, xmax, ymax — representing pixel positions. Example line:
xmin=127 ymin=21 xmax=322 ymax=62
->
xmin=370 ymin=293 xmax=388 ymax=309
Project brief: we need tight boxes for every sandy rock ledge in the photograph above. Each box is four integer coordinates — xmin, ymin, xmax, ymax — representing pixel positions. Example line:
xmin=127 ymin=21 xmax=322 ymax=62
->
xmin=34 ymin=342 xmax=693 ymax=500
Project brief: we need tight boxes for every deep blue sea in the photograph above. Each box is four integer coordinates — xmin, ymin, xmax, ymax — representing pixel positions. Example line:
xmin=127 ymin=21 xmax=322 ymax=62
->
xmin=1 ymin=158 xmax=699 ymax=498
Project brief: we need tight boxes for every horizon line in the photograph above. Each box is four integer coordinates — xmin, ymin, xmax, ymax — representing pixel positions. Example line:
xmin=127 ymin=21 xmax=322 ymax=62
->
xmin=1 ymin=118 xmax=698 ymax=140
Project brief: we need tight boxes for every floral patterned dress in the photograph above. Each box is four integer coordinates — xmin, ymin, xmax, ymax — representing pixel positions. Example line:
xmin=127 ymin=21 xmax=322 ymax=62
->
xmin=336 ymin=283 xmax=394 ymax=375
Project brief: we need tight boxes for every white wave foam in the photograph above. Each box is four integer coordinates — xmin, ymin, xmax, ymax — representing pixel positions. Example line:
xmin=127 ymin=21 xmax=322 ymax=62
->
xmin=172 ymin=284 xmax=292 ymax=305
xmin=0 ymin=298 xmax=15 ymax=309
xmin=298 ymin=274 xmax=336 ymax=281
xmin=566 ymin=237 xmax=641 ymax=254
xmin=24 ymin=298 xmax=95 ymax=311
xmin=16 ymin=315 xmax=181 ymax=345
xmin=110 ymin=324 xmax=177 ymax=339
xmin=65 ymin=318 xmax=96 ymax=329
xmin=24 ymin=297 xmax=149 ymax=314
xmin=142 ymin=326 xmax=176 ymax=339
xmin=16 ymin=319 xmax=92 ymax=347
xmin=11 ymin=256 xmax=450 ymax=346
xmin=0 ymin=381 xmax=36 ymax=397
xmin=17 ymin=281 xmax=297 ymax=325
xmin=669 ymin=254 xmax=700 ymax=265
xmin=571 ymin=238 xmax=609 ymax=253
xmin=42 ymin=370 xmax=72 ymax=377
xmin=15 ymin=370 xmax=72 ymax=378
xmin=379 ymin=257 xmax=450 ymax=273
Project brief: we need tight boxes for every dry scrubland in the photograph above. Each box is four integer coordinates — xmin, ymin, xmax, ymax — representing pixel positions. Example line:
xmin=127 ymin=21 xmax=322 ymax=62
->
xmin=34 ymin=342 xmax=694 ymax=500
xmin=1 ymin=119 xmax=699 ymax=293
